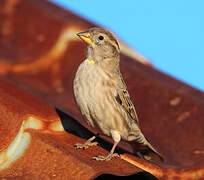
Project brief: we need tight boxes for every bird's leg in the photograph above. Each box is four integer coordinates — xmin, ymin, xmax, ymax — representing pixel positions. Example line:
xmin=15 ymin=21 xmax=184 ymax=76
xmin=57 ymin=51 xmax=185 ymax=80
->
xmin=93 ymin=141 xmax=120 ymax=161
xmin=93 ymin=130 xmax=121 ymax=161
xmin=74 ymin=136 xmax=98 ymax=150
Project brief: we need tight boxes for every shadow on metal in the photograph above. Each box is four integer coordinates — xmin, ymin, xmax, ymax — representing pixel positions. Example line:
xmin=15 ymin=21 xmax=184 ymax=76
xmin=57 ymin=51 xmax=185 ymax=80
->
xmin=95 ymin=171 xmax=158 ymax=180
xmin=56 ymin=108 xmax=132 ymax=156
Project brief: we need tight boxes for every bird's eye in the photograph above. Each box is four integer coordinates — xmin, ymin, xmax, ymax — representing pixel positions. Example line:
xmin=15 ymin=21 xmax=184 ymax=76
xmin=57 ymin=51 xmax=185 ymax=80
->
xmin=98 ymin=35 xmax=104 ymax=40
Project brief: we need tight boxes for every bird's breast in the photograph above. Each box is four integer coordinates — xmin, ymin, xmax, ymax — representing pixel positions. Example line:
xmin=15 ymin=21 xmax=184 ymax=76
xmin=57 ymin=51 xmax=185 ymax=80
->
xmin=74 ymin=61 xmax=132 ymax=139
xmin=73 ymin=61 xmax=116 ymax=132
xmin=74 ymin=61 xmax=111 ymax=91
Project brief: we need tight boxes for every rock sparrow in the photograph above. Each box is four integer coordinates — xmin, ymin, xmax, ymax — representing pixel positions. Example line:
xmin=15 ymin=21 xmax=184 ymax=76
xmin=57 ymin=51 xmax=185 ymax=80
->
xmin=73 ymin=27 xmax=163 ymax=162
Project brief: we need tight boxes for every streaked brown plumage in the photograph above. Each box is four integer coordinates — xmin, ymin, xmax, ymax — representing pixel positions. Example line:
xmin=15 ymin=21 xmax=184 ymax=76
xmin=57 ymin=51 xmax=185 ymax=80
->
xmin=73 ymin=27 xmax=163 ymax=161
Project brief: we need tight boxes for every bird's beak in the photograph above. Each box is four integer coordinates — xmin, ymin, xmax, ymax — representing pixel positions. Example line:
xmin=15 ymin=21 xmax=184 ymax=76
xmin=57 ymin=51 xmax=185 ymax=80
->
xmin=77 ymin=31 xmax=92 ymax=45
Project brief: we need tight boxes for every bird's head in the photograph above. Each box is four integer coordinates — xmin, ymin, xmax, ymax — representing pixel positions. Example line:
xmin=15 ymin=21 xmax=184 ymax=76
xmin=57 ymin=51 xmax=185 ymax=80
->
xmin=77 ymin=27 xmax=120 ymax=61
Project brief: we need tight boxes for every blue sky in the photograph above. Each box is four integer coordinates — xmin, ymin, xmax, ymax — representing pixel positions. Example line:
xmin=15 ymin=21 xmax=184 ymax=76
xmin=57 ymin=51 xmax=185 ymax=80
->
xmin=50 ymin=0 xmax=204 ymax=91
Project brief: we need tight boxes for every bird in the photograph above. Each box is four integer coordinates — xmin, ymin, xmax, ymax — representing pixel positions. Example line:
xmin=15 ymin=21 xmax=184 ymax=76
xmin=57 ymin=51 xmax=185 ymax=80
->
xmin=73 ymin=27 xmax=163 ymax=162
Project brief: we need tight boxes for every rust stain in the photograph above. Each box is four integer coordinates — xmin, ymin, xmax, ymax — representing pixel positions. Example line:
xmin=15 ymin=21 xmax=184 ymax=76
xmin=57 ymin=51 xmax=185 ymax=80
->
xmin=177 ymin=111 xmax=191 ymax=122
xmin=0 ymin=25 xmax=84 ymax=92
xmin=0 ymin=0 xmax=20 ymax=36
xmin=177 ymin=107 xmax=197 ymax=122
xmin=194 ymin=150 xmax=204 ymax=155
xmin=36 ymin=34 xmax=45 ymax=43
xmin=169 ymin=97 xmax=181 ymax=106
xmin=0 ymin=25 xmax=83 ymax=74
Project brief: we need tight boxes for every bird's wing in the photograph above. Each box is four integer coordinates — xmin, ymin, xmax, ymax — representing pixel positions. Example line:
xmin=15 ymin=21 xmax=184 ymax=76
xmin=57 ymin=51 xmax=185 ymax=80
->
xmin=115 ymin=75 xmax=139 ymax=124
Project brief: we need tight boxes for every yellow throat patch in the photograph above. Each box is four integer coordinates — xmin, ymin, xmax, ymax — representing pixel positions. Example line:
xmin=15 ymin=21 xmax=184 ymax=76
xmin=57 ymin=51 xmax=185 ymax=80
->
xmin=86 ymin=59 xmax=95 ymax=64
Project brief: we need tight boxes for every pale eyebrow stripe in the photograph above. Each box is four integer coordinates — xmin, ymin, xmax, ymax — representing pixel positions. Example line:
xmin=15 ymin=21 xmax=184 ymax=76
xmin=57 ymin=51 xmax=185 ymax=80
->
xmin=104 ymin=34 xmax=120 ymax=51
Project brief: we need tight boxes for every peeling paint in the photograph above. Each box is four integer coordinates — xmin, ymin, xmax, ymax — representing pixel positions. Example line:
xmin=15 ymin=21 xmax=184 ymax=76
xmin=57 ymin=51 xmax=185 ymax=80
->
xmin=169 ymin=97 xmax=181 ymax=106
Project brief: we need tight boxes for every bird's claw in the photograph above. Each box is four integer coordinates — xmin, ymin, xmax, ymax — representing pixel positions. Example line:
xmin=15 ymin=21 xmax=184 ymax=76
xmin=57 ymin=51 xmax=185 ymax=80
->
xmin=74 ymin=142 xmax=98 ymax=150
xmin=92 ymin=153 xmax=120 ymax=161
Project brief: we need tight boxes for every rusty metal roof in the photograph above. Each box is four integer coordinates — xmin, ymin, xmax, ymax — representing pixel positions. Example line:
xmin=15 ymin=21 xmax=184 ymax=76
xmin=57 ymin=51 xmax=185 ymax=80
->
xmin=0 ymin=0 xmax=204 ymax=179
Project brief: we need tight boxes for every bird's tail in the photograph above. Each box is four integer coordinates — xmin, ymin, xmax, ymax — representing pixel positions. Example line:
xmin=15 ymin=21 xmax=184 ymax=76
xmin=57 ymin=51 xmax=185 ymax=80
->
xmin=130 ymin=137 xmax=164 ymax=162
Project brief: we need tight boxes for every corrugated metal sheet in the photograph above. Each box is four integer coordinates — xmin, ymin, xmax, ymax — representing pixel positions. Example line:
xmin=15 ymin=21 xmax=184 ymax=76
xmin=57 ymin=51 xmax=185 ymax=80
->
xmin=0 ymin=0 xmax=204 ymax=179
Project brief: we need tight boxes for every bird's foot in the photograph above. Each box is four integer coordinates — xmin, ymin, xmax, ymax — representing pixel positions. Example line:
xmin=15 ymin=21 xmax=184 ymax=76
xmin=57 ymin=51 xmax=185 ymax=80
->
xmin=92 ymin=153 xmax=120 ymax=161
xmin=74 ymin=141 xmax=98 ymax=150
